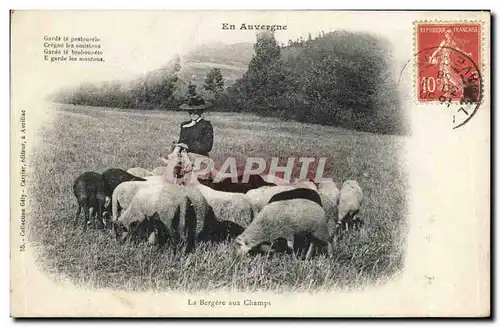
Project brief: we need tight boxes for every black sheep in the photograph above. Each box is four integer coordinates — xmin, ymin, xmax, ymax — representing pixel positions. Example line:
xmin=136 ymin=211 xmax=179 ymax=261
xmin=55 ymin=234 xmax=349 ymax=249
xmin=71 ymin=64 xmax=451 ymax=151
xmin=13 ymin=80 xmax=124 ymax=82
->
xmin=198 ymin=173 xmax=275 ymax=194
xmin=73 ymin=172 xmax=109 ymax=229
xmin=268 ymin=187 xmax=323 ymax=207
xmin=101 ymin=168 xmax=146 ymax=197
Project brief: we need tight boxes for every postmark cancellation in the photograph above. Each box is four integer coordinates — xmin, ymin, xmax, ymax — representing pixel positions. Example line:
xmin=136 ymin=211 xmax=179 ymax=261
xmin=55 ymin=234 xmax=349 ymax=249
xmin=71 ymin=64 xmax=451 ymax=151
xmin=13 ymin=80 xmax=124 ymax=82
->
xmin=414 ymin=21 xmax=484 ymax=129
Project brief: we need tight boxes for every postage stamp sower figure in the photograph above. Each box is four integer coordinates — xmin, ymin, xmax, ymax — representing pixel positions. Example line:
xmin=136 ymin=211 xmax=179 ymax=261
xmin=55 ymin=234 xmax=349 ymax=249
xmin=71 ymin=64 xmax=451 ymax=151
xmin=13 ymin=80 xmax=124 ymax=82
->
xmin=416 ymin=23 xmax=482 ymax=103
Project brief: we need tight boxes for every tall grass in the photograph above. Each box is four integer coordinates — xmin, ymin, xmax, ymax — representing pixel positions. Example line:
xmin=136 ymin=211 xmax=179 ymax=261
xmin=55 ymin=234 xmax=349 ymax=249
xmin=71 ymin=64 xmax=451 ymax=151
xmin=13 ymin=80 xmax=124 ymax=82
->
xmin=27 ymin=104 xmax=408 ymax=293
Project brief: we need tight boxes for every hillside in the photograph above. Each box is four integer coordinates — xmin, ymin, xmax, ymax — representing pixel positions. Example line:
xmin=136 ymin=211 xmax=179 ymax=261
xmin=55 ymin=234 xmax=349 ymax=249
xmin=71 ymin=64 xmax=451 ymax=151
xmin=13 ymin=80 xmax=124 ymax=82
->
xmin=137 ymin=42 xmax=254 ymax=96
xmin=52 ymin=42 xmax=254 ymax=107
xmin=51 ymin=31 xmax=407 ymax=135
xmin=176 ymin=42 xmax=254 ymax=95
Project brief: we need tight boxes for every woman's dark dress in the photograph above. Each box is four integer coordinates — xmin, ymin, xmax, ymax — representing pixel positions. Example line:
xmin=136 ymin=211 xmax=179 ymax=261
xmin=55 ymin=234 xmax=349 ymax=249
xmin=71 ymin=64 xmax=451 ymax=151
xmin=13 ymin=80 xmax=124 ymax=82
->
xmin=177 ymin=119 xmax=214 ymax=157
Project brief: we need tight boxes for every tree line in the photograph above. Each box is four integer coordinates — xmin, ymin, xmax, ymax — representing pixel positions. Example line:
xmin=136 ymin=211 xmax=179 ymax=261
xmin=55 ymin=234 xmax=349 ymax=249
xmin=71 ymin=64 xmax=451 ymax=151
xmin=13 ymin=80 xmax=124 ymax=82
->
xmin=53 ymin=30 xmax=407 ymax=135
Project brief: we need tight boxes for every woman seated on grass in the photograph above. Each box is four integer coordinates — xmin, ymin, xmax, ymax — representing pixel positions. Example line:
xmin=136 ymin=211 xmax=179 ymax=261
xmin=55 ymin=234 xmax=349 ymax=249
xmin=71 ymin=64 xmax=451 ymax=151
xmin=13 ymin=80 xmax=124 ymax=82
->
xmin=164 ymin=95 xmax=214 ymax=180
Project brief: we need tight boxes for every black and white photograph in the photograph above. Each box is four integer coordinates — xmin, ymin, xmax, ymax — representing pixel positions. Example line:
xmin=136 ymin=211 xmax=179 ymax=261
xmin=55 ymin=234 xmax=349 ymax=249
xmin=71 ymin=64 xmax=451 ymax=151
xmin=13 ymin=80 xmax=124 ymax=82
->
xmin=10 ymin=10 xmax=490 ymax=317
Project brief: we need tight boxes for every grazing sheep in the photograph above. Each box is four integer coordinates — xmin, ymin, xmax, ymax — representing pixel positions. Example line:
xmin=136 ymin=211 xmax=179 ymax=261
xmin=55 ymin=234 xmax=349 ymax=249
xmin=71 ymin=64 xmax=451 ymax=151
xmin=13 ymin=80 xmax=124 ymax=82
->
xmin=113 ymin=184 xmax=187 ymax=247
xmin=111 ymin=180 xmax=164 ymax=222
xmin=101 ymin=168 xmax=146 ymax=198
xmin=72 ymin=172 xmax=110 ymax=229
xmin=113 ymin=183 xmax=216 ymax=252
xmin=246 ymin=181 xmax=337 ymax=255
xmin=265 ymin=187 xmax=323 ymax=258
xmin=127 ymin=167 xmax=153 ymax=178
xmin=113 ymin=184 xmax=210 ymax=253
xmin=235 ymin=188 xmax=334 ymax=260
xmin=336 ymin=180 xmax=364 ymax=236
xmin=289 ymin=181 xmax=339 ymax=258
xmin=151 ymin=166 xmax=168 ymax=176
xmin=193 ymin=183 xmax=256 ymax=227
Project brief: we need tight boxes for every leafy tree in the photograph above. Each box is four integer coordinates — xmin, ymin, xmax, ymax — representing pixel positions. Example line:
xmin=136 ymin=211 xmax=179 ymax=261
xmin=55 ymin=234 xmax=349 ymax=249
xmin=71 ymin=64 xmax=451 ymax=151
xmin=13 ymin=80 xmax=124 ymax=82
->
xmin=244 ymin=31 xmax=283 ymax=100
xmin=226 ymin=29 xmax=406 ymax=135
xmin=204 ymin=68 xmax=225 ymax=100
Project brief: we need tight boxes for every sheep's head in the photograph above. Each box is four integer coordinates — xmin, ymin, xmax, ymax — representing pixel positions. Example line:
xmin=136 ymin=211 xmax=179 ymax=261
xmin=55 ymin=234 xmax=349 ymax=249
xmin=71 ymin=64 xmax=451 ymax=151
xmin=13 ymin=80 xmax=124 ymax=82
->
xmin=128 ymin=217 xmax=156 ymax=244
xmin=234 ymin=235 xmax=252 ymax=256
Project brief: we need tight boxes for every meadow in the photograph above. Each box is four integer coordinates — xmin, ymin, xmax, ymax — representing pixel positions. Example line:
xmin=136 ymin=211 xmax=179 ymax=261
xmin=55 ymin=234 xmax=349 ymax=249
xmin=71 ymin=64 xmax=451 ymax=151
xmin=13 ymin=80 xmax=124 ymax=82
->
xmin=27 ymin=103 xmax=408 ymax=293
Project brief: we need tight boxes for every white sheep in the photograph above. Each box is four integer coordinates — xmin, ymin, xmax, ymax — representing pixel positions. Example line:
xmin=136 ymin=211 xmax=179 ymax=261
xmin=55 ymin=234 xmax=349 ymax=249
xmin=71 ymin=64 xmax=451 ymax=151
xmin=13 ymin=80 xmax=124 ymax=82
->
xmin=127 ymin=167 xmax=153 ymax=178
xmin=113 ymin=184 xmax=187 ymax=246
xmin=193 ymin=183 xmax=256 ymax=228
xmin=316 ymin=180 xmax=340 ymax=223
xmin=111 ymin=177 xmax=211 ymax=230
xmin=234 ymin=190 xmax=333 ymax=260
xmin=113 ymin=183 xmax=212 ymax=253
xmin=111 ymin=180 xmax=163 ymax=222
xmin=337 ymin=180 xmax=364 ymax=235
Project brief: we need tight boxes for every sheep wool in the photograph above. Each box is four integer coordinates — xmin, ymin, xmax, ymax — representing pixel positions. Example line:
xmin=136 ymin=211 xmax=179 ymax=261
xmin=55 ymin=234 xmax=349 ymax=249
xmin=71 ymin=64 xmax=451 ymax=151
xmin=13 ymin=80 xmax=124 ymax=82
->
xmin=111 ymin=180 xmax=163 ymax=222
xmin=194 ymin=183 xmax=256 ymax=227
xmin=114 ymin=183 xmax=213 ymax=252
xmin=114 ymin=184 xmax=196 ymax=252
xmin=317 ymin=180 xmax=340 ymax=223
xmin=245 ymin=185 xmax=295 ymax=212
xmin=127 ymin=167 xmax=153 ymax=178
xmin=338 ymin=180 xmax=363 ymax=229
xmin=235 ymin=198 xmax=333 ymax=259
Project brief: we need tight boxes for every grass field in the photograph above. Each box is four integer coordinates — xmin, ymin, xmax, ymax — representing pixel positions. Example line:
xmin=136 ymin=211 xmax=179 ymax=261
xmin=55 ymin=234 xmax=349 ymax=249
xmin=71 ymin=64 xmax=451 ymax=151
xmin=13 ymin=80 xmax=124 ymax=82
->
xmin=27 ymin=103 xmax=408 ymax=293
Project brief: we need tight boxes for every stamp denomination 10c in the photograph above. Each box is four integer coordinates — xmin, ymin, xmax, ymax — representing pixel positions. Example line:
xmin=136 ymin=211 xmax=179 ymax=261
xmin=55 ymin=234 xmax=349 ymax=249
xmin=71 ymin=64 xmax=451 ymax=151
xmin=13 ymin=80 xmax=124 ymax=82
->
xmin=416 ymin=22 xmax=483 ymax=128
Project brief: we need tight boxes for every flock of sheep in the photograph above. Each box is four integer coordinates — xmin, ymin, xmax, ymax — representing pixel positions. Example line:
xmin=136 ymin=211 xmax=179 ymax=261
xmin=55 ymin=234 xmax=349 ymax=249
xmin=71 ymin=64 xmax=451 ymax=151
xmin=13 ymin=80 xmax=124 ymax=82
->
xmin=72 ymin=164 xmax=364 ymax=260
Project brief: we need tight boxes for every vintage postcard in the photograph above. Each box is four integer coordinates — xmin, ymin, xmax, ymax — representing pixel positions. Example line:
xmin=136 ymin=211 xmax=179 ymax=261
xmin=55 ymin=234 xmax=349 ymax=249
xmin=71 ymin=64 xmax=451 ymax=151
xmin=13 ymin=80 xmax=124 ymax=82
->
xmin=10 ymin=10 xmax=490 ymax=317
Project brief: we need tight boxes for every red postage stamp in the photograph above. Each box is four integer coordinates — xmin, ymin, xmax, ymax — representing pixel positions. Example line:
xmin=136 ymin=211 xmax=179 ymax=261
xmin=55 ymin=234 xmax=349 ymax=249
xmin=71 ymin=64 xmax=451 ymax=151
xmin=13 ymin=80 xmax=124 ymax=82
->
xmin=416 ymin=22 xmax=482 ymax=103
